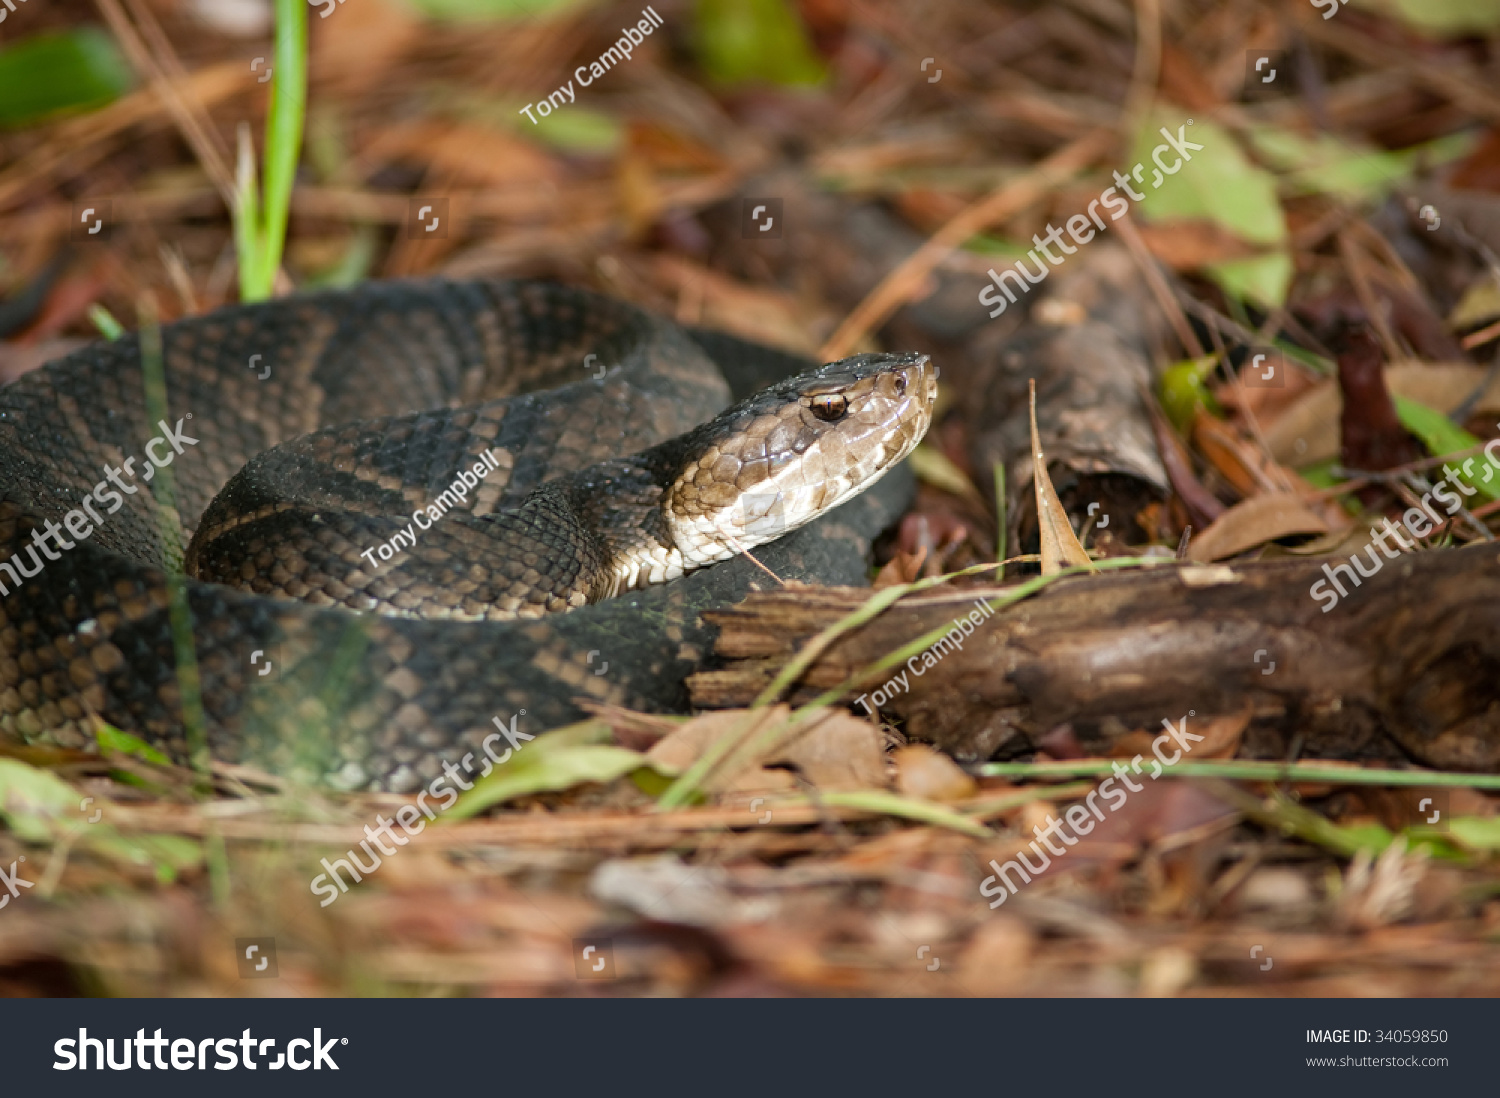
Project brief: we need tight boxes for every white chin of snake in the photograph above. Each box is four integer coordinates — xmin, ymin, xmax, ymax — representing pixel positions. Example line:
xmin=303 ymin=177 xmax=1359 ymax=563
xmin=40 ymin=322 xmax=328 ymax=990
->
xmin=665 ymin=405 xmax=928 ymax=571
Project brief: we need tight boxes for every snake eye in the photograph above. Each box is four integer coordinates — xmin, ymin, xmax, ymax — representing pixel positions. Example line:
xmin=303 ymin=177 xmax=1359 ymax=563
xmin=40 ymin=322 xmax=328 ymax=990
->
xmin=892 ymin=374 xmax=908 ymax=395
xmin=810 ymin=393 xmax=848 ymax=422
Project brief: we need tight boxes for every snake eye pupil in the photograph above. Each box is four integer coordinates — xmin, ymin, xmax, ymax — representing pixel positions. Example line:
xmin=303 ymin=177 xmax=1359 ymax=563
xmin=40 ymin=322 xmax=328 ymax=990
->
xmin=810 ymin=394 xmax=848 ymax=422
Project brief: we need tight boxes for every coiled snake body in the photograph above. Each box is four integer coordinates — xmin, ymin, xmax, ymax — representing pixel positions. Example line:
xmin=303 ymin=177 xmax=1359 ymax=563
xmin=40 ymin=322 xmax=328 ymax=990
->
xmin=0 ymin=281 xmax=932 ymax=790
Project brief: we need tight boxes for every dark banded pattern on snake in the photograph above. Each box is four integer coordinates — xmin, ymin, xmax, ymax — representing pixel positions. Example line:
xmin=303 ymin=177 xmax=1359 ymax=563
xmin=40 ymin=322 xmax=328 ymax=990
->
xmin=0 ymin=281 xmax=929 ymax=790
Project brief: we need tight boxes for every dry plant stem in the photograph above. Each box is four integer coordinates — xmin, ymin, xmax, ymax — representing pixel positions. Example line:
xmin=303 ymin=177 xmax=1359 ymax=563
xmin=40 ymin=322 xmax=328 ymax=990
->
xmin=818 ymin=128 xmax=1114 ymax=360
xmin=1338 ymin=228 xmax=1402 ymax=360
xmin=1308 ymin=443 xmax=1489 ymax=502
xmin=1462 ymin=317 xmax=1500 ymax=351
xmin=1352 ymin=217 xmax=1423 ymax=296
xmin=92 ymin=0 xmax=237 ymax=208
xmin=1225 ymin=310 xmax=1298 ymax=496
xmin=1122 ymin=0 xmax=1162 ymax=141
xmin=719 ymin=560 xmax=1155 ymax=802
xmin=980 ymin=758 xmax=1500 ymax=789
xmin=1115 ymin=212 xmax=1203 ymax=357
xmin=1301 ymin=16 xmax=1500 ymax=123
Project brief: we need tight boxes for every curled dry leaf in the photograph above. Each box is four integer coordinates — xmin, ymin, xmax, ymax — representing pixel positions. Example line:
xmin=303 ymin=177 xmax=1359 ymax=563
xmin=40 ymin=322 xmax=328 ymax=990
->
xmin=1029 ymin=378 xmax=1094 ymax=575
xmin=1185 ymin=493 xmax=1330 ymax=562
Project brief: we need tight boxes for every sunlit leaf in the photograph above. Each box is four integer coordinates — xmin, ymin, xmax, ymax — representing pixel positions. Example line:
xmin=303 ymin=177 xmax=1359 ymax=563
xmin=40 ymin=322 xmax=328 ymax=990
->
xmin=1210 ymin=252 xmax=1294 ymax=310
xmin=1394 ymin=395 xmax=1500 ymax=502
xmin=1351 ymin=0 xmax=1500 ymax=35
xmin=0 ymin=759 xmax=80 ymax=841
xmin=96 ymin=723 xmax=172 ymax=766
xmin=527 ymin=106 xmax=623 ymax=153
xmin=693 ymin=0 xmax=827 ymax=87
xmin=1245 ymin=126 xmax=1472 ymax=202
xmin=1447 ymin=815 xmax=1500 ymax=852
xmin=445 ymin=745 xmax=648 ymax=819
xmin=1132 ymin=112 xmax=1290 ymax=307
xmin=1159 ymin=355 xmax=1223 ymax=433
xmin=443 ymin=720 xmax=648 ymax=820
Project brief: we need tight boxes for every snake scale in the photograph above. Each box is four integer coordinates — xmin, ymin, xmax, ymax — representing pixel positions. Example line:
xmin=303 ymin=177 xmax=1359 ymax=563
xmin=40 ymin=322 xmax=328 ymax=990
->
xmin=0 ymin=280 xmax=933 ymax=790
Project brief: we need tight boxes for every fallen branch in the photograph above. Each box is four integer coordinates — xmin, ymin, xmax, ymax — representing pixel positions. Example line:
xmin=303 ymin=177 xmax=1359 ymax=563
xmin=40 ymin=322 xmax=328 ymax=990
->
xmin=690 ymin=545 xmax=1500 ymax=771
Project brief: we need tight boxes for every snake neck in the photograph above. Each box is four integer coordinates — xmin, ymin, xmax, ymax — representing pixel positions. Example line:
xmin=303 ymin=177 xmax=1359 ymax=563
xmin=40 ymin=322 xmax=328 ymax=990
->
xmin=543 ymin=450 xmax=692 ymax=600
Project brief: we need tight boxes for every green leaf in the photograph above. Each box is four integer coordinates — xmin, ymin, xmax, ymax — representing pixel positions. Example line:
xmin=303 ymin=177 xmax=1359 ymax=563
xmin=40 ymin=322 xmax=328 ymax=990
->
xmin=908 ymin=445 xmax=982 ymax=503
xmin=526 ymin=106 xmax=623 ymax=154
xmin=87 ymin=304 xmax=125 ymax=341
xmin=0 ymin=758 xmax=81 ymax=841
xmin=964 ymin=234 xmax=1031 ymax=260
xmin=1209 ymin=252 xmax=1295 ymax=310
xmin=693 ymin=0 xmax=827 ymax=87
xmin=818 ymin=790 xmax=993 ymax=838
xmin=0 ymin=28 xmax=134 ymax=129
xmin=1351 ymin=0 xmax=1500 ymax=35
xmin=1447 ymin=816 xmax=1500 ymax=852
xmin=1158 ymin=354 xmax=1223 ymax=432
xmin=1394 ymin=395 xmax=1500 ymax=502
xmin=1245 ymin=126 xmax=1472 ymax=203
xmin=95 ymin=723 xmax=172 ymax=766
xmin=442 ymin=720 xmax=645 ymax=820
xmin=1132 ymin=112 xmax=1290 ymax=307
xmin=0 ymin=759 xmax=201 ymax=879
xmin=446 ymin=746 xmax=648 ymax=819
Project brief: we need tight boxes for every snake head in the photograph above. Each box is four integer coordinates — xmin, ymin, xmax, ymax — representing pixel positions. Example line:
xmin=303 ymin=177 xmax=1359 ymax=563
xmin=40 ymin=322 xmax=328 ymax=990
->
xmin=665 ymin=351 xmax=937 ymax=565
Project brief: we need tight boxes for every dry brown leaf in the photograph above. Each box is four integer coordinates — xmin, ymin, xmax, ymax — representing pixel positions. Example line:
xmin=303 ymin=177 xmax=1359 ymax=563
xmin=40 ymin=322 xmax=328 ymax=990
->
xmin=645 ymin=707 xmax=788 ymax=792
xmin=1029 ymin=378 xmax=1094 ymax=575
xmin=1185 ymin=493 xmax=1331 ymax=562
xmin=775 ymin=711 xmax=888 ymax=791
xmin=873 ymin=545 xmax=926 ymax=588
xmin=1135 ymin=219 xmax=1259 ymax=270
xmin=644 ymin=706 xmax=887 ymax=793
xmin=1190 ymin=708 xmax=1251 ymax=759
xmin=1108 ymin=707 xmax=1248 ymax=760
xmin=1191 ymin=409 xmax=1289 ymax=499
xmin=1263 ymin=363 xmax=1500 ymax=466
xmin=649 ymin=255 xmax=820 ymax=356
xmin=893 ymin=745 xmax=977 ymax=802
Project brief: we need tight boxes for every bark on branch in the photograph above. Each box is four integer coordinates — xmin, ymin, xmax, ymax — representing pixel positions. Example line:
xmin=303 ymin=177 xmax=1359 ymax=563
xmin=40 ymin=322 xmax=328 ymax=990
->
xmin=689 ymin=544 xmax=1500 ymax=772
